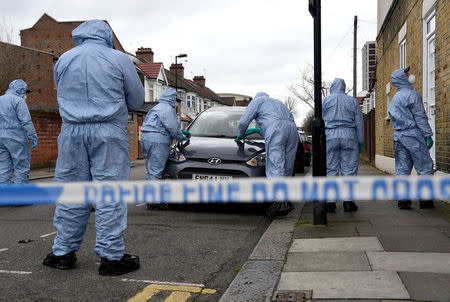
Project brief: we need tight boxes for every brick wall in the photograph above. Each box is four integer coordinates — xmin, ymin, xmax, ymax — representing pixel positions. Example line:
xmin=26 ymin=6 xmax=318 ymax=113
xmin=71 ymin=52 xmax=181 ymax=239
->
xmin=375 ymin=0 xmax=449 ymax=173
xmin=20 ymin=14 xmax=125 ymax=57
xmin=30 ymin=111 xmax=61 ymax=167
xmin=0 ymin=42 xmax=57 ymax=107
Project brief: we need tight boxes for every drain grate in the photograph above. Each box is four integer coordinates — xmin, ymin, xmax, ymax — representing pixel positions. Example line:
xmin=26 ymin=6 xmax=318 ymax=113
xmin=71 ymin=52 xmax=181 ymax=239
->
xmin=272 ymin=290 xmax=312 ymax=302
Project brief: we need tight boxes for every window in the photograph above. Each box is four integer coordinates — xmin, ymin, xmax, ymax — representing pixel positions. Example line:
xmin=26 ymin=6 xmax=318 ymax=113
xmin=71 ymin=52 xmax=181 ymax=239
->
xmin=423 ymin=8 xmax=436 ymax=164
xmin=399 ymin=38 xmax=407 ymax=68
xmin=149 ymin=90 xmax=154 ymax=103
xmin=369 ymin=49 xmax=376 ymax=54
xmin=192 ymin=96 xmax=196 ymax=101
xmin=427 ymin=14 xmax=435 ymax=33
xmin=187 ymin=95 xmax=191 ymax=100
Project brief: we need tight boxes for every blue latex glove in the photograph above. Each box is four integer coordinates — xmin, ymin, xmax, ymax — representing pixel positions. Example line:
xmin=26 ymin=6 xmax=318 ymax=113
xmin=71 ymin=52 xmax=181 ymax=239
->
xmin=31 ymin=140 xmax=38 ymax=149
xmin=234 ymin=133 xmax=245 ymax=143
xmin=181 ymin=130 xmax=191 ymax=138
xmin=358 ymin=143 xmax=364 ymax=153
xmin=425 ymin=137 xmax=433 ymax=149
xmin=245 ymin=128 xmax=260 ymax=136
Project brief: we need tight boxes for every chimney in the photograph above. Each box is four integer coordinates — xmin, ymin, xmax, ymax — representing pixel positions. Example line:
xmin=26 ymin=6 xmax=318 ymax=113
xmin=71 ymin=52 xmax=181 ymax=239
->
xmin=170 ymin=63 xmax=184 ymax=78
xmin=135 ymin=47 xmax=154 ymax=63
xmin=193 ymin=76 xmax=205 ymax=87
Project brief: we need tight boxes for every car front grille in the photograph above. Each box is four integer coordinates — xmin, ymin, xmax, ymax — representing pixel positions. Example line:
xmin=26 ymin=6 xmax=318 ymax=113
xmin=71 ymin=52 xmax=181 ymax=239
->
xmin=186 ymin=158 xmax=244 ymax=165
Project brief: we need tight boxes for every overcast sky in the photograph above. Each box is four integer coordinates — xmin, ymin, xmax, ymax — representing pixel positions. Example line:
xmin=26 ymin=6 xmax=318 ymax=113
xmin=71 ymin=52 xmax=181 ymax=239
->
xmin=1 ymin=0 xmax=377 ymax=125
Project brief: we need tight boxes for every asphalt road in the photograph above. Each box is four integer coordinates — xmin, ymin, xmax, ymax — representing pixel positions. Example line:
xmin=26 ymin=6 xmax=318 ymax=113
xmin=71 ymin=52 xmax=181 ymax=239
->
xmin=0 ymin=164 xmax=284 ymax=302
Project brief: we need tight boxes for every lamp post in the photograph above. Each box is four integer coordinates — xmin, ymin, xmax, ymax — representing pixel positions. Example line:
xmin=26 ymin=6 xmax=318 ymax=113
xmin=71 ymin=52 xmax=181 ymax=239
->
xmin=309 ymin=0 xmax=327 ymax=225
xmin=175 ymin=54 xmax=188 ymax=93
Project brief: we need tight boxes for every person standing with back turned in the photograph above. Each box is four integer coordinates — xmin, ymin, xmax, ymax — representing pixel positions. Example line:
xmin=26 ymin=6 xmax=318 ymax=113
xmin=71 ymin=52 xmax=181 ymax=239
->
xmin=322 ymin=78 xmax=364 ymax=213
xmin=42 ymin=20 xmax=144 ymax=276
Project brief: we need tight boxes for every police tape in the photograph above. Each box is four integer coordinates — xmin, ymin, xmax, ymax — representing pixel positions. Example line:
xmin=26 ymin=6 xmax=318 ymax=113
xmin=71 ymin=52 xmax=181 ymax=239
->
xmin=0 ymin=175 xmax=449 ymax=206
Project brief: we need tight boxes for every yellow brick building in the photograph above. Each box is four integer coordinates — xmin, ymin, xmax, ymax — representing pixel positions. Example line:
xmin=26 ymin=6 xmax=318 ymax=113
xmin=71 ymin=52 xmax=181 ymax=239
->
xmin=375 ymin=0 xmax=449 ymax=174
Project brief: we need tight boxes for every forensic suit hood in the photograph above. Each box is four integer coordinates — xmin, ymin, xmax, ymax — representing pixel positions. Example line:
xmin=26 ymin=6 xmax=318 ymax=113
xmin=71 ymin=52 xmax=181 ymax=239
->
xmin=7 ymin=79 xmax=29 ymax=98
xmin=390 ymin=68 xmax=414 ymax=91
xmin=330 ymin=78 xmax=346 ymax=94
xmin=72 ymin=19 xmax=114 ymax=48
xmin=158 ymin=88 xmax=177 ymax=108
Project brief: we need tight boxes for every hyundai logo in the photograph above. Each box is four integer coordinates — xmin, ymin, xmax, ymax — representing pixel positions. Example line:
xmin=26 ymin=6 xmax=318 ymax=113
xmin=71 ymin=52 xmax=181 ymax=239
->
xmin=208 ymin=157 xmax=222 ymax=165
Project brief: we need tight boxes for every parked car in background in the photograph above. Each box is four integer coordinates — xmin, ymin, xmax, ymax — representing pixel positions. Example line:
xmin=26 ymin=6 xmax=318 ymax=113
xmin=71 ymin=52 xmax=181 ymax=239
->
xmin=300 ymin=131 xmax=311 ymax=166
xmin=294 ymin=130 xmax=311 ymax=174
xmin=163 ymin=107 xmax=307 ymax=180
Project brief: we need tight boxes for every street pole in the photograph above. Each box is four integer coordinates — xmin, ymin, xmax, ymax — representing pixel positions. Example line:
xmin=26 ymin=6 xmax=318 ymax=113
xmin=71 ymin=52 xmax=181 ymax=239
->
xmin=175 ymin=56 xmax=178 ymax=93
xmin=309 ymin=0 xmax=327 ymax=225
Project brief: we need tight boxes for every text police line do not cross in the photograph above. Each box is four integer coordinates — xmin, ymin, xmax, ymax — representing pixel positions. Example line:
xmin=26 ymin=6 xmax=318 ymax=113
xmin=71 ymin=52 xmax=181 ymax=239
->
xmin=0 ymin=176 xmax=449 ymax=206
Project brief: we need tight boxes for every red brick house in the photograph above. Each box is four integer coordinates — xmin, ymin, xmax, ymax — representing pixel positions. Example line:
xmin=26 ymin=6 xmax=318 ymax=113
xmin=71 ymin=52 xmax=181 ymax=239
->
xmin=20 ymin=13 xmax=126 ymax=56
xmin=0 ymin=14 xmax=144 ymax=166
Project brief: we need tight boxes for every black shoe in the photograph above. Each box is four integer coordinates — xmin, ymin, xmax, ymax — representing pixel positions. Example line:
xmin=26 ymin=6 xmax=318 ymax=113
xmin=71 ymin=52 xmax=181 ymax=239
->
xmin=146 ymin=203 xmax=170 ymax=211
xmin=43 ymin=251 xmax=77 ymax=270
xmin=343 ymin=201 xmax=358 ymax=212
xmin=99 ymin=254 xmax=140 ymax=276
xmin=326 ymin=203 xmax=336 ymax=213
xmin=398 ymin=200 xmax=412 ymax=210
xmin=419 ymin=200 xmax=434 ymax=209
xmin=266 ymin=202 xmax=295 ymax=218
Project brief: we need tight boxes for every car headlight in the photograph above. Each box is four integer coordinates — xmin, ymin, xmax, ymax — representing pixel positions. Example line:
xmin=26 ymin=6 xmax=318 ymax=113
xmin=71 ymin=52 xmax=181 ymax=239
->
xmin=168 ymin=146 xmax=186 ymax=162
xmin=246 ymin=152 xmax=266 ymax=166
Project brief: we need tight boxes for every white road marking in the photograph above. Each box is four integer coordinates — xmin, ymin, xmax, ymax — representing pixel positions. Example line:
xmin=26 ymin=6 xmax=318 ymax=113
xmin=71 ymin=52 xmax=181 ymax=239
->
xmin=0 ymin=248 xmax=8 ymax=253
xmin=0 ymin=270 xmax=32 ymax=275
xmin=122 ymin=278 xmax=205 ymax=288
xmin=40 ymin=231 xmax=57 ymax=238
xmin=135 ymin=203 xmax=146 ymax=207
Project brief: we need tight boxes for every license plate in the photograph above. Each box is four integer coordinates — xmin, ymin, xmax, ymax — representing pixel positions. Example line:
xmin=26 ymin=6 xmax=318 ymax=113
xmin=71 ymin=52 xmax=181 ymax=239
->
xmin=192 ymin=174 xmax=233 ymax=180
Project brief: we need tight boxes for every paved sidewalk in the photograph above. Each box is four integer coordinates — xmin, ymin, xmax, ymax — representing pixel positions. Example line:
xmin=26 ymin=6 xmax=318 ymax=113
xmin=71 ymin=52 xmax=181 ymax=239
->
xmin=275 ymin=163 xmax=450 ymax=301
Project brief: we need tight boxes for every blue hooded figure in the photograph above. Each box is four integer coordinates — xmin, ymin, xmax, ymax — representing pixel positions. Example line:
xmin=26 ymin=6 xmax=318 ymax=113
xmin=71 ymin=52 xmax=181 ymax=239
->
xmin=322 ymin=78 xmax=364 ymax=212
xmin=0 ymin=79 xmax=38 ymax=184
xmin=237 ymin=92 xmax=299 ymax=217
xmin=388 ymin=68 xmax=434 ymax=210
xmin=43 ymin=20 xmax=144 ymax=276
xmin=140 ymin=88 xmax=186 ymax=181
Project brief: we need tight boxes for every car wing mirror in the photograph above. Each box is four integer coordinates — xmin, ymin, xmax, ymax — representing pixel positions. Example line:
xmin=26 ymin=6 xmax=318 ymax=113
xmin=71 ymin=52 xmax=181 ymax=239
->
xmin=178 ymin=140 xmax=189 ymax=148
xmin=244 ymin=128 xmax=260 ymax=136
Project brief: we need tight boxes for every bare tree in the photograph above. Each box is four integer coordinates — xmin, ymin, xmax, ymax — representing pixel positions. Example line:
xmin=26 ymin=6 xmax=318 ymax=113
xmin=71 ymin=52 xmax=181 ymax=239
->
xmin=288 ymin=64 xmax=331 ymax=111
xmin=0 ymin=16 xmax=15 ymax=43
xmin=285 ymin=96 xmax=297 ymax=116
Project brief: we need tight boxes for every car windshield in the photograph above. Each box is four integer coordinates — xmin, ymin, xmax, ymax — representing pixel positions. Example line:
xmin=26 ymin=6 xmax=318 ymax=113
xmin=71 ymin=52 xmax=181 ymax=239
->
xmin=188 ymin=110 xmax=261 ymax=139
